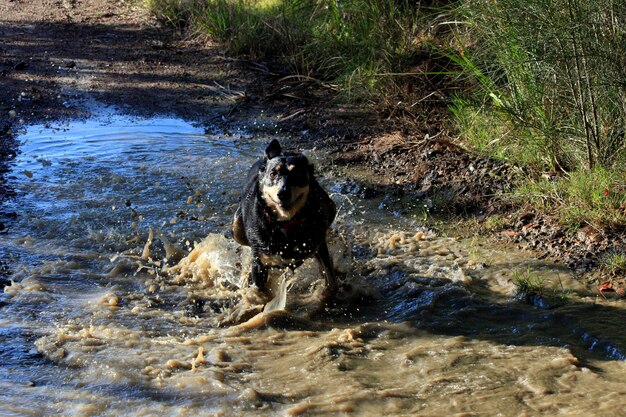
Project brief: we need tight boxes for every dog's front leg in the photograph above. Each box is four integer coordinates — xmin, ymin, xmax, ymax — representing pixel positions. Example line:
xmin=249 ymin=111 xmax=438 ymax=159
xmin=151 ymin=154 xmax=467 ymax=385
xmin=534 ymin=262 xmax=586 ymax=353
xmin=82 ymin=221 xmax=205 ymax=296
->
xmin=315 ymin=240 xmax=338 ymax=297
xmin=251 ymin=252 xmax=269 ymax=293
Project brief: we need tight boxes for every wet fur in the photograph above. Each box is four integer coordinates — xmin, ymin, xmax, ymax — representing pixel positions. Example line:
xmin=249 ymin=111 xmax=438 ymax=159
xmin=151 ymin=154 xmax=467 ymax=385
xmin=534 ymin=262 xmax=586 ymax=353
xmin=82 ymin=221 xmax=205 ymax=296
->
xmin=232 ymin=140 xmax=337 ymax=296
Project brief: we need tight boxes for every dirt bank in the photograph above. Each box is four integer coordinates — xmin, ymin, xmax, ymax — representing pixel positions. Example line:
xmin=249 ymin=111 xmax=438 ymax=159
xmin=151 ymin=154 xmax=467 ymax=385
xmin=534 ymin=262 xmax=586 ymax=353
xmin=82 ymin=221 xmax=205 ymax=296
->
xmin=0 ymin=0 xmax=623 ymax=294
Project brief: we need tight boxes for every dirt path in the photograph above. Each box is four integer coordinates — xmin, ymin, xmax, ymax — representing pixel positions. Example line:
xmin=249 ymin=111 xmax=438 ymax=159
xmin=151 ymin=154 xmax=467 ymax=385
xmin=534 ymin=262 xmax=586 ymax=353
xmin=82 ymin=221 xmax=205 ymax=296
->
xmin=0 ymin=0 xmax=263 ymax=127
xmin=0 ymin=2 xmax=483 ymax=165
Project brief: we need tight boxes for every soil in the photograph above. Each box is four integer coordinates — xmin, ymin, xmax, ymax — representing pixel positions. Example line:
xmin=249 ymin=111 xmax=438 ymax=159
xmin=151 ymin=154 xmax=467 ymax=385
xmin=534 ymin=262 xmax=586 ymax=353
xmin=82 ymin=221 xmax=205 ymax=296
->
xmin=0 ymin=0 xmax=623 ymax=294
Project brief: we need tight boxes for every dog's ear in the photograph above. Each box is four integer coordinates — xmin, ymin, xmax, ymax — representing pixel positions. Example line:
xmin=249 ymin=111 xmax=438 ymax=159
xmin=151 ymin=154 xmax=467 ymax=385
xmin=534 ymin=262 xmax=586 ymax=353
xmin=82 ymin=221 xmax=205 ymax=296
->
xmin=264 ymin=139 xmax=282 ymax=160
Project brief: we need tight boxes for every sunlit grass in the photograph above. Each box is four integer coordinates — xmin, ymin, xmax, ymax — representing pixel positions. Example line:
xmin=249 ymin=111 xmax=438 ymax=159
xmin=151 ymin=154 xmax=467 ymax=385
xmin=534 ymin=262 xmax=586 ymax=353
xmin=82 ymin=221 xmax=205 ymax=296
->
xmin=512 ymin=268 xmax=545 ymax=297
xmin=143 ymin=0 xmax=440 ymax=104
xmin=602 ymin=252 xmax=626 ymax=276
xmin=453 ymin=0 xmax=626 ymax=172
xmin=513 ymin=168 xmax=626 ymax=231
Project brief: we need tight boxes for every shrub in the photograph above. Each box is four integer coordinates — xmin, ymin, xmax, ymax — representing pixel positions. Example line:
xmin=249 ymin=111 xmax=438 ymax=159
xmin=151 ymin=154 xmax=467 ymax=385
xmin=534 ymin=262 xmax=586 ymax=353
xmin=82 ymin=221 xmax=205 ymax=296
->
xmin=454 ymin=0 xmax=626 ymax=172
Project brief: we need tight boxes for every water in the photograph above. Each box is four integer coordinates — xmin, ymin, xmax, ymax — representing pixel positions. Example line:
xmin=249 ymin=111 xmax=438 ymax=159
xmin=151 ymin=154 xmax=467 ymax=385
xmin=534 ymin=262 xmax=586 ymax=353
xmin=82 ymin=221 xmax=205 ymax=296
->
xmin=1 ymin=111 xmax=625 ymax=416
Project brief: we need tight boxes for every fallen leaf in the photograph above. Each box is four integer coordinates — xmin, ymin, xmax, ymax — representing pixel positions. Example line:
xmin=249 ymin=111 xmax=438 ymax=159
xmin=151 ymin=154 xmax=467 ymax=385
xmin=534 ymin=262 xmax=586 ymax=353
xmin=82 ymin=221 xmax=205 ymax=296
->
xmin=598 ymin=281 xmax=614 ymax=292
xmin=615 ymin=287 xmax=625 ymax=298
xmin=602 ymin=188 xmax=609 ymax=196
xmin=23 ymin=170 xmax=33 ymax=178
xmin=501 ymin=230 xmax=518 ymax=239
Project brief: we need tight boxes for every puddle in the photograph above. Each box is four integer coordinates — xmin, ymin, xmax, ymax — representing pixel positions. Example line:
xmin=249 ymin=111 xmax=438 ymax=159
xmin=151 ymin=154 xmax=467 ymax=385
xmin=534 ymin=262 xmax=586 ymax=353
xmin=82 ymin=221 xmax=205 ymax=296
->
xmin=1 ymin=110 xmax=625 ymax=416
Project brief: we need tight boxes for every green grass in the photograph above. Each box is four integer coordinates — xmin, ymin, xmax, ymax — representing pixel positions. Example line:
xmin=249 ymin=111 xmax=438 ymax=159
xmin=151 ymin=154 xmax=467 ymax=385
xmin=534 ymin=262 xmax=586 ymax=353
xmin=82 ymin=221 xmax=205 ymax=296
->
xmin=143 ymin=0 xmax=192 ymax=29
xmin=449 ymin=97 xmax=536 ymax=164
xmin=512 ymin=267 xmax=579 ymax=304
xmin=452 ymin=0 xmax=626 ymax=172
xmin=602 ymin=252 xmax=626 ymax=276
xmin=514 ymin=168 xmax=626 ymax=231
xmin=512 ymin=267 xmax=545 ymax=297
xmin=143 ymin=0 xmax=446 ymax=105
xmin=482 ymin=214 xmax=507 ymax=232
xmin=447 ymin=0 xmax=626 ymax=229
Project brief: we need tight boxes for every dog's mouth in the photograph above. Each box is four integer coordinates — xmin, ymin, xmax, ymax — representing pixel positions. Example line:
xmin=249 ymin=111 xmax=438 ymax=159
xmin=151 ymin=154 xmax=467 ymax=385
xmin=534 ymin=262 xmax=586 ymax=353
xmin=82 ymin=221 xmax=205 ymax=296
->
xmin=278 ymin=201 xmax=293 ymax=209
xmin=273 ymin=193 xmax=305 ymax=210
xmin=274 ymin=198 xmax=295 ymax=210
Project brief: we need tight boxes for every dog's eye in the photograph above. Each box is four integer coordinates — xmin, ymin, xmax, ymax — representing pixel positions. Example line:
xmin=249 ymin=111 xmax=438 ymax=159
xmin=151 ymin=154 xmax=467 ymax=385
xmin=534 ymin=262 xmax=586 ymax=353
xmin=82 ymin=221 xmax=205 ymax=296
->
xmin=269 ymin=171 xmax=278 ymax=179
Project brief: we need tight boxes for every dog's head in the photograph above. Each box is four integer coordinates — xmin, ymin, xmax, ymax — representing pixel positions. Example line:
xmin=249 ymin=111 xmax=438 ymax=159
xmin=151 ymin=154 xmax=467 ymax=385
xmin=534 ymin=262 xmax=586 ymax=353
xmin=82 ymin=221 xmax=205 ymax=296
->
xmin=259 ymin=139 xmax=312 ymax=221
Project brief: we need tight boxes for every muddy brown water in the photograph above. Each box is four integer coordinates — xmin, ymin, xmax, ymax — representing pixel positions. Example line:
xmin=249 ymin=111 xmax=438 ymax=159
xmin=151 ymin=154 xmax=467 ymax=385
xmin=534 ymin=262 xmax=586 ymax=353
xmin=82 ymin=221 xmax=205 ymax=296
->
xmin=1 ymin=109 xmax=625 ymax=416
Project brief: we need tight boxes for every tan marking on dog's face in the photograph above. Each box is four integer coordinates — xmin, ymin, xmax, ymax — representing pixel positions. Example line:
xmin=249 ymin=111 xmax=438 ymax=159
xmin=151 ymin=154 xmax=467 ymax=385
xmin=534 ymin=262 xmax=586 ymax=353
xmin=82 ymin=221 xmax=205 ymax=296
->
xmin=261 ymin=184 xmax=281 ymax=212
xmin=262 ymin=184 xmax=309 ymax=221
xmin=260 ymin=153 xmax=310 ymax=220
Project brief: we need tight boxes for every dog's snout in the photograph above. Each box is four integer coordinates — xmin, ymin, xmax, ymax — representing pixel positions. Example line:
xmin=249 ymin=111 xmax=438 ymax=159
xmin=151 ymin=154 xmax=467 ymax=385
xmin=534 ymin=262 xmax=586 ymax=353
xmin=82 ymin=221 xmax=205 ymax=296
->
xmin=277 ymin=186 xmax=291 ymax=202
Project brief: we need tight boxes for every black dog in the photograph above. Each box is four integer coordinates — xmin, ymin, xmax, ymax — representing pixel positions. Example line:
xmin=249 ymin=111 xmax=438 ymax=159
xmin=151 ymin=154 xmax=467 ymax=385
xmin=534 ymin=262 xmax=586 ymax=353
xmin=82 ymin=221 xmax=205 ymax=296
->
xmin=232 ymin=139 xmax=337 ymax=297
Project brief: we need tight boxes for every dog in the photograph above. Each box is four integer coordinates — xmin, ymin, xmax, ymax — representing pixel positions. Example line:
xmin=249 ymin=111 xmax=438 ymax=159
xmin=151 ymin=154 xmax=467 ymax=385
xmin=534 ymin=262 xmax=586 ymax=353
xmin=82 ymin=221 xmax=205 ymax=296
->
xmin=232 ymin=139 xmax=337 ymax=297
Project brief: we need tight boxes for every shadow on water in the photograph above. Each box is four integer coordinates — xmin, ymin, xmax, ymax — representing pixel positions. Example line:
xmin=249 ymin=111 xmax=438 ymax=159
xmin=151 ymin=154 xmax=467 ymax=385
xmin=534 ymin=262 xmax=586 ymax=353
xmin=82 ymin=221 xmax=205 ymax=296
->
xmin=390 ymin=277 xmax=626 ymax=361
xmin=0 ymin=127 xmax=19 ymax=283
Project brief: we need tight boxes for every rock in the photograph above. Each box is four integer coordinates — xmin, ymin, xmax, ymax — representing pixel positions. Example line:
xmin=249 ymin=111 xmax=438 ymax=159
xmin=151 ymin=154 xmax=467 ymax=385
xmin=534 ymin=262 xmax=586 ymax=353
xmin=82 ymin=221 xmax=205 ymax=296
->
xmin=549 ymin=229 xmax=564 ymax=239
xmin=577 ymin=225 xmax=602 ymax=243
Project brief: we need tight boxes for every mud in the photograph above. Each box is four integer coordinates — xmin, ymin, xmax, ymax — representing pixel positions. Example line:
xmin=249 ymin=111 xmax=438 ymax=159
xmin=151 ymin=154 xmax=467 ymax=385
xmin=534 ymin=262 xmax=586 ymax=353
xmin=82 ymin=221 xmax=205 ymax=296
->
xmin=1 ymin=112 xmax=626 ymax=416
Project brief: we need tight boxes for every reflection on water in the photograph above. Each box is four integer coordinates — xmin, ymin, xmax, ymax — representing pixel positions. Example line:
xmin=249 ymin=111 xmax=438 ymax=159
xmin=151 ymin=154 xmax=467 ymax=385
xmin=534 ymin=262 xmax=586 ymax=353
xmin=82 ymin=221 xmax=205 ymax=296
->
xmin=1 ymin=110 xmax=625 ymax=416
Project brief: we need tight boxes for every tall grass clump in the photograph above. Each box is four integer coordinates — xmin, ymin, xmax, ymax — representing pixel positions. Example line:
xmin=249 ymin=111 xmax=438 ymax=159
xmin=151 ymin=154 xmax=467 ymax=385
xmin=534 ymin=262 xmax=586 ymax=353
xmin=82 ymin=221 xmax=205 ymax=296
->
xmin=143 ymin=0 xmax=194 ymax=29
xmin=515 ymin=167 xmax=626 ymax=230
xmin=193 ymin=0 xmax=306 ymax=59
xmin=145 ymin=0 xmax=436 ymax=102
xmin=453 ymin=0 xmax=626 ymax=172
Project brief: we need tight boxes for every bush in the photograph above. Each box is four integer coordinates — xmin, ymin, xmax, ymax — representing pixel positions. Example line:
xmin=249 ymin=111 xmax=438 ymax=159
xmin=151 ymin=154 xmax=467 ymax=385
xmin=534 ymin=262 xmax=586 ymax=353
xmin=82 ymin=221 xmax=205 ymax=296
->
xmin=454 ymin=0 xmax=626 ymax=172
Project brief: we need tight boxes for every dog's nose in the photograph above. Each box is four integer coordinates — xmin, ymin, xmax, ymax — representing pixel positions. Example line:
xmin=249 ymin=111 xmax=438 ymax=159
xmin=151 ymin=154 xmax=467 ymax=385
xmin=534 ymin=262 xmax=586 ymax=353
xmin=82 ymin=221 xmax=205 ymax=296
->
xmin=277 ymin=187 xmax=291 ymax=202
